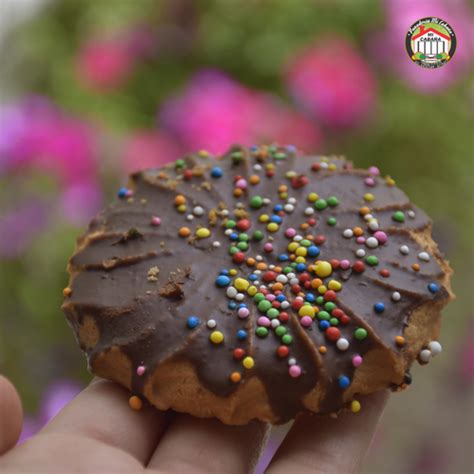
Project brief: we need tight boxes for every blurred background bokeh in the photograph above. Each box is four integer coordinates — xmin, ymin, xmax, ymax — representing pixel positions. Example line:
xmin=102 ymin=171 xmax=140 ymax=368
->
xmin=0 ymin=0 xmax=472 ymax=472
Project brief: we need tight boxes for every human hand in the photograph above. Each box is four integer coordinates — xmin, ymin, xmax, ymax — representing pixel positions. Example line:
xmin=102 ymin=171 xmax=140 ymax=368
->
xmin=0 ymin=374 xmax=387 ymax=473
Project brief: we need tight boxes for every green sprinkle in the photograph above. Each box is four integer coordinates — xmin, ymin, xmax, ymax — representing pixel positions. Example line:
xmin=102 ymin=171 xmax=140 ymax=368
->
xmin=225 ymin=219 xmax=236 ymax=228
xmin=229 ymin=246 xmax=239 ymax=255
xmin=250 ymin=196 xmax=264 ymax=209
xmin=238 ymin=233 xmax=249 ymax=242
xmin=327 ymin=196 xmax=339 ymax=207
xmin=252 ymin=230 xmax=264 ymax=241
xmin=275 ymin=326 xmax=287 ymax=337
xmin=267 ymin=308 xmax=280 ymax=319
xmin=257 ymin=300 xmax=272 ymax=312
xmin=392 ymin=211 xmax=405 ymax=222
xmin=327 ymin=217 xmax=337 ymax=226
xmin=300 ymin=239 xmax=311 ymax=247
xmin=256 ymin=327 xmax=269 ymax=338
xmin=318 ymin=311 xmax=330 ymax=320
xmin=274 ymin=152 xmax=287 ymax=160
xmin=253 ymin=293 xmax=265 ymax=303
xmin=316 ymin=296 xmax=325 ymax=305
xmin=330 ymin=318 xmax=339 ymax=326
xmin=354 ymin=328 xmax=368 ymax=340
xmin=237 ymin=242 xmax=248 ymax=251
xmin=281 ymin=334 xmax=293 ymax=345
xmin=175 ymin=159 xmax=185 ymax=169
xmin=283 ymin=266 xmax=293 ymax=274
xmin=314 ymin=199 xmax=328 ymax=210
xmin=366 ymin=255 xmax=379 ymax=266
xmin=325 ymin=302 xmax=336 ymax=312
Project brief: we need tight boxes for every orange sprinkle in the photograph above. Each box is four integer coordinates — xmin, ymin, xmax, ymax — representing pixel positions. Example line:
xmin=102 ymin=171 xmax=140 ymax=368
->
xmin=246 ymin=258 xmax=256 ymax=267
xmin=300 ymin=223 xmax=309 ymax=230
xmin=319 ymin=346 xmax=327 ymax=354
xmin=353 ymin=226 xmax=364 ymax=237
xmin=311 ymin=278 xmax=323 ymax=289
xmin=249 ymin=175 xmax=260 ymax=185
xmin=278 ymin=185 xmax=288 ymax=193
xmin=63 ymin=287 xmax=72 ymax=297
xmin=274 ymin=266 xmax=282 ymax=273
xmin=256 ymin=262 xmax=267 ymax=271
xmin=272 ymin=282 xmax=284 ymax=292
xmin=412 ymin=263 xmax=420 ymax=272
xmin=174 ymin=195 xmax=186 ymax=206
xmin=178 ymin=227 xmax=191 ymax=237
xmin=289 ymin=255 xmax=295 ymax=261
xmin=359 ymin=206 xmax=370 ymax=216
xmin=129 ymin=395 xmax=143 ymax=411
xmin=230 ymin=372 xmax=242 ymax=383
xmin=395 ymin=336 xmax=405 ymax=347
xmin=233 ymin=188 xmax=243 ymax=198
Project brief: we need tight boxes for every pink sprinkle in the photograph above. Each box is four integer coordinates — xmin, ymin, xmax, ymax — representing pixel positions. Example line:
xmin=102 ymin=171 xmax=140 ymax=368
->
xmin=266 ymin=294 xmax=276 ymax=302
xmin=374 ymin=231 xmax=388 ymax=244
xmin=352 ymin=355 xmax=363 ymax=367
xmin=356 ymin=236 xmax=366 ymax=244
xmin=340 ymin=259 xmax=351 ymax=270
xmin=289 ymin=365 xmax=302 ymax=378
xmin=364 ymin=177 xmax=375 ymax=187
xmin=238 ymin=307 xmax=249 ymax=319
xmin=300 ymin=316 xmax=313 ymax=327
xmin=150 ymin=216 xmax=161 ymax=226
xmin=235 ymin=178 xmax=247 ymax=189
xmin=257 ymin=316 xmax=271 ymax=327
xmin=263 ymin=243 xmax=273 ymax=252
xmin=285 ymin=228 xmax=296 ymax=238
xmin=136 ymin=365 xmax=146 ymax=376
xmin=125 ymin=189 xmax=134 ymax=197
xmin=368 ymin=166 xmax=380 ymax=176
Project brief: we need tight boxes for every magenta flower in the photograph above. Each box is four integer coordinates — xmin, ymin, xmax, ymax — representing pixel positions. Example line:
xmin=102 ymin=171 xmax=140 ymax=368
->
xmin=371 ymin=0 xmax=473 ymax=93
xmin=285 ymin=36 xmax=377 ymax=129
xmin=160 ymin=69 xmax=322 ymax=154
xmin=122 ymin=130 xmax=184 ymax=173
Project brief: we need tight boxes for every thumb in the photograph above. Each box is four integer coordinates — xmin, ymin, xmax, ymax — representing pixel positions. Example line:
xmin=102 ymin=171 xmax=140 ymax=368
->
xmin=0 ymin=376 xmax=23 ymax=455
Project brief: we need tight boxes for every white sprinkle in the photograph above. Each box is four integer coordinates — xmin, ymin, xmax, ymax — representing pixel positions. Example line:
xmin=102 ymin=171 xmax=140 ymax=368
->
xmin=368 ymin=220 xmax=379 ymax=231
xmin=225 ymin=229 xmax=233 ymax=236
xmin=284 ymin=204 xmax=295 ymax=213
xmin=419 ymin=349 xmax=431 ymax=363
xmin=193 ymin=206 xmax=204 ymax=216
xmin=186 ymin=214 xmax=194 ymax=221
xmin=263 ymin=198 xmax=271 ymax=205
xmin=254 ymin=269 xmax=262 ymax=275
xmin=212 ymin=241 xmax=221 ymax=248
xmin=290 ymin=278 xmax=300 ymax=286
xmin=207 ymin=319 xmax=217 ymax=328
xmin=391 ymin=291 xmax=401 ymax=301
xmin=320 ymin=162 xmax=329 ymax=169
xmin=287 ymin=273 xmax=296 ymax=279
xmin=294 ymin=235 xmax=303 ymax=242
xmin=226 ymin=287 xmax=238 ymax=298
xmin=364 ymin=213 xmax=373 ymax=221
xmin=271 ymin=319 xmax=280 ymax=328
xmin=253 ymin=164 xmax=262 ymax=171
xmin=288 ymin=197 xmax=297 ymax=204
xmin=428 ymin=341 xmax=443 ymax=356
xmin=336 ymin=338 xmax=350 ymax=351
xmin=343 ymin=229 xmax=353 ymax=238
xmin=256 ymin=255 xmax=263 ymax=261
xmin=288 ymin=358 xmax=297 ymax=366
xmin=304 ymin=207 xmax=314 ymax=215
xmin=235 ymin=293 xmax=245 ymax=301
xmin=418 ymin=252 xmax=430 ymax=262
xmin=269 ymin=264 xmax=275 ymax=270
xmin=400 ymin=245 xmax=410 ymax=255
xmin=276 ymin=275 xmax=288 ymax=284
xmin=281 ymin=301 xmax=290 ymax=309
xmin=366 ymin=237 xmax=379 ymax=248
xmin=221 ymin=209 xmax=229 ymax=216
xmin=408 ymin=210 xmax=416 ymax=218
xmin=356 ymin=248 xmax=366 ymax=258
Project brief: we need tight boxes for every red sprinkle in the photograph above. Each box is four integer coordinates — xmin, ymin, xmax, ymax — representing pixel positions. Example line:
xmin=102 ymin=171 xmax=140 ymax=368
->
xmin=279 ymin=312 xmax=289 ymax=322
xmin=340 ymin=314 xmax=351 ymax=325
xmin=311 ymin=163 xmax=321 ymax=172
xmin=233 ymin=252 xmax=245 ymax=264
xmin=379 ymin=269 xmax=391 ymax=278
xmin=324 ymin=290 xmax=337 ymax=301
xmin=352 ymin=261 xmax=365 ymax=273
xmin=277 ymin=345 xmax=289 ymax=358
xmin=325 ymin=327 xmax=341 ymax=341
xmin=291 ymin=284 xmax=302 ymax=294
xmin=183 ymin=169 xmax=193 ymax=180
xmin=332 ymin=308 xmax=344 ymax=318
xmin=263 ymin=271 xmax=277 ymax=282
xmin=236 ymin=219 xmax=251 ymax=231
xmin=315 ymin=235 xmax=326 ymax=245
xmin=233 ymin=348 xmax=245 ymax=360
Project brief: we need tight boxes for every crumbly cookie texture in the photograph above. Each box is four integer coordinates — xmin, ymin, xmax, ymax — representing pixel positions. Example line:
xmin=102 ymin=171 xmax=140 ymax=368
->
xmin=62 ymin=144 xmax=453 ymax=425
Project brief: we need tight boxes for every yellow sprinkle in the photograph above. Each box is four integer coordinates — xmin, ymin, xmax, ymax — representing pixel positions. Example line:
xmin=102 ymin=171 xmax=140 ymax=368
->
xmin=63 ymin=287 xmax=72 ymax=297
xmin=315 ymin=261 xmax=332 ymax=278
xmin=279 ymin=192 xmax=288 ymax=199
xmin=259 ymin=214 xmax=269 ymax=223
xmin=177 ymin=204 xmax=187 ymax=213
xmin=247 ymin=285 xmax=258 ymax=296
xmin=210 ymin=331 xmax=224 ymax=344
xmin=198 ymin=149 xmax=209 ymax=157
xmin=229 ymin=269 xmax=238 ymax=276
xmin=298 ymin=305 xmax=316 ymax=318
xmin=318 ymin=285 xmax=327 ymax=294
xmin=196 ymin=228 xmax=211 ymax=239
xmin=351 ymin=400 xmax=361 ymax=413
xmin=267 ymin=222 xmax=279 ymax=233
xmin=328 ymin=280 xmax=342 ymax=291
xmin=287 ymin=242 xmax=299 ymax=252
xmin=364 ymin=193 xmax=375 ymax=202
xmin=295 ymin=256 xmax=306 ymax=264
xmin=307 ymin=192 xmax=319 ymax=202
xmin=242 ymin=356 xmax=254 ymax=369
xmin=385 ymin=176 xmax=396 ymax=186
xmin=328 ymin=163 xmax=337 ymax=171
xmin=295 ymin=247 xmax=307 ymax=257
xmin=129 ymin=395 xmax=143 ymax=411
xmin=234 ymin=278 xmax=250 ymax=291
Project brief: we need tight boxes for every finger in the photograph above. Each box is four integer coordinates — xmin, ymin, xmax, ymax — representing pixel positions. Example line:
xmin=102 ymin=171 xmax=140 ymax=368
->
xmin=266 ymin=390 xmax=389 ymax=474
xmin=148 ymin=414 xmax=270 ymax=473
xmin=42 ymin=377 xmax=172 ymax=465
xmin=0 ymin=375 xmax=23 ymax=454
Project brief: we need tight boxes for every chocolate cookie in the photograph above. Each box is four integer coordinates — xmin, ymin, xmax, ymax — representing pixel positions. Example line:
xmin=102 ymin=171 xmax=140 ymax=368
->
xmin=62 ymin=145 xmax=453 ymax=424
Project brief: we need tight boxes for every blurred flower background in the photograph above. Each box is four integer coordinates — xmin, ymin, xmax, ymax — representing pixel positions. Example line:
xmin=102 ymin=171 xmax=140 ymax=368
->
xmin=0 ymin=0 xmax=472 ymax=472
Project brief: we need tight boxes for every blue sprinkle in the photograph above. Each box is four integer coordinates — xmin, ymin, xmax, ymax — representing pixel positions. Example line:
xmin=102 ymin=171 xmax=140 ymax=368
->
xmin=215 ymin=275 xmax=231 ymax=287
xmin=249 ymin=274 xmax=258 ymax=281
xmin=306 ymin=293 xmax=316 ymax=303
xmin=250 ymin=145 xmax=258 ymax=152
xmin=229 ymin=233 xmax=239 ymax=241
xmin=238 ymin=303 xmax=248 ymax=309
xmin=186 ymin=316 xmax=200 ymax=329
xmin=286 ymin=145 xmax=297 ymax=153
xmin=117 ymin=187 xmax=128 ymax=198
xmin=237 ymin=329 xmax=247 ymax=340
xmin=210 ymin=166 xmax=223 ymax=178
xmin=428 ymin=283 xmax=440 ymax=293
xmin=278 ymin=254 xmax=289 ymax=261
xmin=338 ymin=375 xmax=351 ymax=389
xmin=374 ymin=302 xmax=385 ymax=313
xmin=307 ymin=246 xmax=321 ymax=257
xmin=270 ymin=215 xmax=282 ymax=224
xmin=228 ymin=301 xmax=237 ymax=310
xmin=296 ymin=263 xmax=307 ymax=272
xmin=319 ymin=320 xmax=330 ymax=330
xmin=220 ymin=269 xmax=229 ymax=275
xmin=273 ymin=204 xmax=283 ymax=212
xmin=276 ymin=294 xmax=286 ymax=302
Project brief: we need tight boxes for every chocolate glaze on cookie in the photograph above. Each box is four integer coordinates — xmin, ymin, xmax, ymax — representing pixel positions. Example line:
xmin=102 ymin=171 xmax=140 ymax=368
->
xmin=63 ymin=145 xmax=452 ymax=423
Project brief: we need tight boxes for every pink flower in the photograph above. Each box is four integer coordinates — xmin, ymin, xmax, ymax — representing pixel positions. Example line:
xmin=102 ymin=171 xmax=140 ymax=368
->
xmin=76 ymin=39 xmax=135 ymax=91
xmin=122 ymin=131 xmax=183 ymax=173
xmin=285 ymin=37 xmax=377 ymax=129
xmin=160 ymin=69 xmax=322 ymax=154
xmin=371 ymin=0 xmax=474 ymax=93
